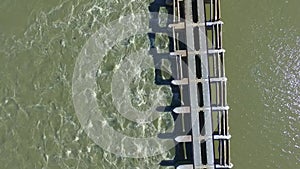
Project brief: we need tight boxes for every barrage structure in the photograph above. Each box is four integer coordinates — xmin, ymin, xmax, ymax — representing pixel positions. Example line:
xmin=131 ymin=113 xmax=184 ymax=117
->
xmin=148 ymin=0 xmax=232 ymax=168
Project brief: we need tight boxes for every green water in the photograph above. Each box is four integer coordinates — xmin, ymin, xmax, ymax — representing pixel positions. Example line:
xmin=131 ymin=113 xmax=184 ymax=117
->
xmin=0 ymin=0 xmax=299 ymax=168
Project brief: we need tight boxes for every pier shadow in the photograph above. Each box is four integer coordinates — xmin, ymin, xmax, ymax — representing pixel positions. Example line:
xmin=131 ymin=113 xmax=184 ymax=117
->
xmin=148 ymin=0 xmax=194 ymax=167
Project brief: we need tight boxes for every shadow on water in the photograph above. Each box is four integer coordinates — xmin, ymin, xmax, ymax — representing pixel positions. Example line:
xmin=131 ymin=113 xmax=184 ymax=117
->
xmin=147 ymin=0 xmax=195 ymax=167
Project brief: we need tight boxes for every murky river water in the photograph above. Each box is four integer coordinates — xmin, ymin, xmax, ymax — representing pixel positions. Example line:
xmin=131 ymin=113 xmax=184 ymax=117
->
xmin=0 ymin=0 xmax=299 ymax=168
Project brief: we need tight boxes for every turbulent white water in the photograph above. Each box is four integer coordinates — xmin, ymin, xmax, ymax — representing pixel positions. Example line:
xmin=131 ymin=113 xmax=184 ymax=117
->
xmin=0 ymin=0 xmax=175 ymax=168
